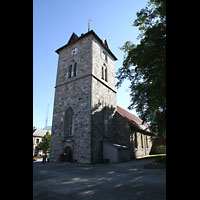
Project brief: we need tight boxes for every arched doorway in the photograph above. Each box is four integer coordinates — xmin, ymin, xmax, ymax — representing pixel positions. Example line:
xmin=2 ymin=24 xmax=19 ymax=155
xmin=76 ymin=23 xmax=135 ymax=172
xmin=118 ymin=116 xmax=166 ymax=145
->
xmin=63 ymin=146 xmax=73 ymax=162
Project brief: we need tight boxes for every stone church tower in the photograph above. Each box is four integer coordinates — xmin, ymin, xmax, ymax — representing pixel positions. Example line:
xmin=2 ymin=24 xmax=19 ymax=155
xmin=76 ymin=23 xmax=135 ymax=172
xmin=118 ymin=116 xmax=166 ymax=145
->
xmin=50 ymin=30 xmax=118 ymax=163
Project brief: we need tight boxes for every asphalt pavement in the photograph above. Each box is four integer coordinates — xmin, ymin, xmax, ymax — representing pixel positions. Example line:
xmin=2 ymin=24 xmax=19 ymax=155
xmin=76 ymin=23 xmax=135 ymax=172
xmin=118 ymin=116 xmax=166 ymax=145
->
xmin=33 ymin=158 xmax=166 ymax=200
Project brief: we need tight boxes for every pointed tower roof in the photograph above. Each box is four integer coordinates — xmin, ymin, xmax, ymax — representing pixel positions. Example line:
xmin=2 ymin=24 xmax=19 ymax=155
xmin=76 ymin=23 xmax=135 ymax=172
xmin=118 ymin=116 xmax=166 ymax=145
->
xmin=67 ymin=32 xmax=79 ymax=45
xmin=55 ymin=30 xmax=117 ymax=60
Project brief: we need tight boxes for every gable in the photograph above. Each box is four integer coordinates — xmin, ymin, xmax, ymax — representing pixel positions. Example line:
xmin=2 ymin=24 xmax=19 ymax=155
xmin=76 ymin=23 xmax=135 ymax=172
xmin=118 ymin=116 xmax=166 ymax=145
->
xmin=67 ymin=32 xmax=79 ymax=45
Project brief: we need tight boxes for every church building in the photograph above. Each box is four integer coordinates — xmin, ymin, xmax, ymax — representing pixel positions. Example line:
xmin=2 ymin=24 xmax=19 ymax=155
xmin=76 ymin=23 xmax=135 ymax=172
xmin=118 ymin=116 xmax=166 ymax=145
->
xmin=50 ymin=30 xmax=154 ymax=163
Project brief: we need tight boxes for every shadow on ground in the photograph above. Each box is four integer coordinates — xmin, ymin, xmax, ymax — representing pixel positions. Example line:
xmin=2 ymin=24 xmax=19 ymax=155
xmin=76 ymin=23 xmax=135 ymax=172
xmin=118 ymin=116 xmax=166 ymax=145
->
xmin=33 ymin=158 xmax=166 ymax=200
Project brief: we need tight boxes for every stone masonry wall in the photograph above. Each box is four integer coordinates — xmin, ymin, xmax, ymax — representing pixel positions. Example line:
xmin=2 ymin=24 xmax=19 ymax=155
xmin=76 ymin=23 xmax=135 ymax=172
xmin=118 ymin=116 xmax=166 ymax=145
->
xmin=90 ymin=36 xmax=117 ymax=163
xmin=55 ymin=34 xmax=92 ymax=87
xmin=91 ymin=37 xmax=116 ymax=91
xmin=50 ymin=34 xmax=93 ymax=163
xmin=50 ymin=31 xmax=153 ymax=163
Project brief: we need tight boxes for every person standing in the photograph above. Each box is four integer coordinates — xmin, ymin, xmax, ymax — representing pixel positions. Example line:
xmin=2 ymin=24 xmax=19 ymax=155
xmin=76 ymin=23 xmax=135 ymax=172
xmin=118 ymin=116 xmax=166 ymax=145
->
xmin=42 ymin=154 xmax=46 ymax=163
xmin=47 ymin=154 xmax=50 ymax=162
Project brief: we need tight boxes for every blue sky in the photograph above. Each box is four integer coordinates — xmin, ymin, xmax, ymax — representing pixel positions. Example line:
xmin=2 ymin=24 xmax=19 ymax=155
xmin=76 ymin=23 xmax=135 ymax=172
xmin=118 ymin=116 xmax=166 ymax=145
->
xmin=33 ymin=0 xmax=149 ymax=129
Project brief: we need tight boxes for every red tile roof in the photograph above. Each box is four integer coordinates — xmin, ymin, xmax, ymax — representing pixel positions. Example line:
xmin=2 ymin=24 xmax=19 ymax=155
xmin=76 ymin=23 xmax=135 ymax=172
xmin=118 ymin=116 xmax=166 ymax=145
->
xmin=116 ymin=105 xmax=149 ymax=131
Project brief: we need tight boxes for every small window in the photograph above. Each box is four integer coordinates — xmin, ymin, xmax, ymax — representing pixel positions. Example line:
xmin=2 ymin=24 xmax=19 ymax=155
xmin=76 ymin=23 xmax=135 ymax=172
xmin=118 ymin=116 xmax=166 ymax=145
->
xmin=102 ymin=66 xmax=104 ymax=80
xmin=105 ymin=66 xmax=107 ymax=82
xmin=36 ymin=139 xmax=39 ymax=144
xmin=134 ymin=133 xmax=138 ymax=148
xmin=141 ymin=134 xmax=144 ymax=148
xmin=73 ymin=63 xmax=77 ymax=76
xmin=68 ymin=65 xmax=72 ymax=78
xmin=101 ymin=64 xmax=107 ymax=82
xmin=67 ymin=63 xmax=77 ymax=79
xmin=146 ymin=136 xmax=148 ymax=148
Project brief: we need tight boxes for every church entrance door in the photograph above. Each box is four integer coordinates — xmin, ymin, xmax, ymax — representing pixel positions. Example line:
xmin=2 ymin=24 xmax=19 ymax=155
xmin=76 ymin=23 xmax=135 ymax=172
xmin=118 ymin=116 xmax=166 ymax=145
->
xmin=64 ymin=146 xmax=73 ymax=162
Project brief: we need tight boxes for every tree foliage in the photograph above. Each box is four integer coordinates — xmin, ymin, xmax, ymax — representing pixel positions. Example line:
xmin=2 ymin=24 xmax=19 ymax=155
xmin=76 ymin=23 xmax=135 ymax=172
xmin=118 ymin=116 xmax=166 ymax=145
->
xmin=116 ymin=0 xmax=166 ymax=137
xmin=36 ymin=131 xmax=51 ymax=155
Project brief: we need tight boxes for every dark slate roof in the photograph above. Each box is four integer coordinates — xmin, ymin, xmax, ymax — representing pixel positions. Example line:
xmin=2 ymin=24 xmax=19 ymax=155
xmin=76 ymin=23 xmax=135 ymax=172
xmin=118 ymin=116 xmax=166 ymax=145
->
xmin=67 ymin=32 xmax=79 ymax=45
xmin=55 ymin=30 xmax=117 ymax=61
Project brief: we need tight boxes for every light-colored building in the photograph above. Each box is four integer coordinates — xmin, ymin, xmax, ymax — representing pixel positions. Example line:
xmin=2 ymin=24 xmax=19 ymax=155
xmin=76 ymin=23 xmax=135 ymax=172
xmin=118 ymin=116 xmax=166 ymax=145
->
xmin=33 ymin=128 xmax=51 ymax=156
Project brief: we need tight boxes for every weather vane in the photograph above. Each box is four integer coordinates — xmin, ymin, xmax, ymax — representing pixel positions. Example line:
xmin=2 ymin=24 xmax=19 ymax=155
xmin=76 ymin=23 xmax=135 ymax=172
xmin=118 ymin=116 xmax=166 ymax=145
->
xmin=88 ymin=18 xmax=92 ymax=32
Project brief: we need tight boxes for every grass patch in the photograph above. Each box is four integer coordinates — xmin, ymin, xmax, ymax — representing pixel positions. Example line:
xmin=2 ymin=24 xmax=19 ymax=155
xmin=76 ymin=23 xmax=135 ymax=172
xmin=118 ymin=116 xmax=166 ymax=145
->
xmin=137 ymin=154 xmax=166 ymax=159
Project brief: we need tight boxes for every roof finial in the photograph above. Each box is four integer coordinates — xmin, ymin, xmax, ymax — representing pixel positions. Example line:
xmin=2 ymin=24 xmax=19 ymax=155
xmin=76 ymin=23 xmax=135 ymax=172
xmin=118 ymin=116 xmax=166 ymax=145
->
xmin=88 ymin=18 xmax=92 ymax=32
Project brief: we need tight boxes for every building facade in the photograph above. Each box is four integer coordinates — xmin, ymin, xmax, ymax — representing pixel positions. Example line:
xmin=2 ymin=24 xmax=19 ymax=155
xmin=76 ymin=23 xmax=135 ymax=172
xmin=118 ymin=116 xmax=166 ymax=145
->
xmin=50 ymin=30 xmax=153 ymax=163
xmin=33 ymin=128 xmax=51 ymax=156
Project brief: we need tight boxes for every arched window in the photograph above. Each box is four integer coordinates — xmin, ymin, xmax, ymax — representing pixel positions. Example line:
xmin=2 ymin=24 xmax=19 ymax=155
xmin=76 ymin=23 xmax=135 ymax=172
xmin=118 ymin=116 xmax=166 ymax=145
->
xmin=146 ymin=135 xmax=148 ymax=148
xmin=68 ymin=65 xmax=72 ymax=78
xmin=105 ymin=66 xmax=107 ymax=82
xmin=68 ymin=63 xmax=77 ymax=79
xmin=141 ymin=134 xmax=144 ymax=148
xmin=73 ymin=63 xmax=77 ymax=76
xmin=102 ymin=66 xmax=104 ymax=80
xmin=134 ymin=132 xmax=138 ymax=148
xmin=64 ymin=107 xmax=74 ymax=137
xmin=102 ymin=64 xmax=107 ymax=82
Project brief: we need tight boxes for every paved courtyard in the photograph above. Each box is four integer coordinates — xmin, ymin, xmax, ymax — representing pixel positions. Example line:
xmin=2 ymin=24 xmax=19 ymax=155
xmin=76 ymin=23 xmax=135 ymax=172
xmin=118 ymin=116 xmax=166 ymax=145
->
xmin=33 ymin=158 xmax=166 ymax=200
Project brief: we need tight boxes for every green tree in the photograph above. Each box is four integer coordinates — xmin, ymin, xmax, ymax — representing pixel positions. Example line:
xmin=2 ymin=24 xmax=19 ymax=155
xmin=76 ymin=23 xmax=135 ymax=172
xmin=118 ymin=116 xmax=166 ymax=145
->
xmin=36 ymin=131 xmax=51 ymax=155
xmin=116 ymin=0 xmax=166 ymax=137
